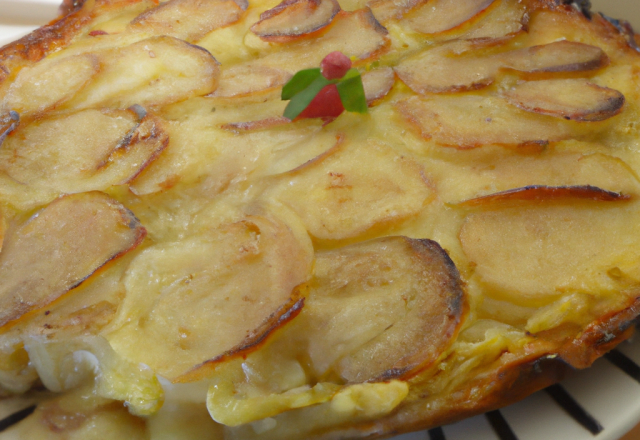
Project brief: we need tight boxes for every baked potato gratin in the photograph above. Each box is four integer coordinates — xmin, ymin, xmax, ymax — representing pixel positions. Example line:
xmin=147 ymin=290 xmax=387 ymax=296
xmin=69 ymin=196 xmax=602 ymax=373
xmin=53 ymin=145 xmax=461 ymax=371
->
xmin=0 ymin=0 xmax=639 ymax=438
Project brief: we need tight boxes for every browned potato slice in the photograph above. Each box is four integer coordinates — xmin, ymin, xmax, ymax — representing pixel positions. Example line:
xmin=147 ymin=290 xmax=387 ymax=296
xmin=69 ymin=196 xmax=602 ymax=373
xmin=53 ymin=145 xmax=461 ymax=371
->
xmin=65 ymin=36 xmax=220 ymax=110
xmin=459 ymin=185 xmax=629 ymax=207
xmin=500 ymin=41 xmax=608 ymax=73
xmin=304 ymin=237 xmax=465 ymax=382
xmin=397 ymin=95 xmax=579 ymax=148
xmin=108 ymin=215 xmax=313 ymax=382
xmin=270 ymin=139 xmax=434 ymax=240
xmin=0 ymin=108 xmax=169 ymax=194
xmin=130 ymin=0 xmax=248 ymax=42
xmin=502 ymin=79 xmax=625 ymax=122
xmin=251 ymin=0 xmax=341 ymax=42
xmin=395 ymin=42 xmax=498 ymax=94
xmin=213 ymin=9 xmax=388 ymax=98
xmin=0 ymin=192 xmax=146 ymax=328
xmin=462 ymin=0 xmax=527 ymax=40
xmin=406 ymin=0 xmax=496 ymax=35
xmin=362 ymin=67 xmax=395 ymax=104
xmin=1 ymin=54 xmax=99 ymax=116
xmin=460 ymin=198 xmax=640 ymax=308
xmin=212 ymin=65 xmax=292 ymax=98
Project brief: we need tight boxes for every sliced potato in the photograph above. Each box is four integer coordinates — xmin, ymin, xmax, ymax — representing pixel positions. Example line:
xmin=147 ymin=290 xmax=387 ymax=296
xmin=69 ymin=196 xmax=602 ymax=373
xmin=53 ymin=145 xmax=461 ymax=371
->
xmin=251 ymin=0 xmax=341 ymax=42
xmin=397 ymin=95 xmax=580 ymax=148
xmin=362 ymin=67 xmax=395 ymax=104
xmin=270 ymin=139 xmax=434 ymax=240
xmin=212 ymin=65 xmax=291 ymax=98
xmin=429 ymin=150 xmax=640 ymax=204
xmin=462 ymin=0 xmax=527 ymax=40
xmin=500 ymin=40 xmax=608 ymax=73
xmin=502 ymin=79 xmax=625 ymax=122
xmin=406 ymin=0 xmax=496 ymax=35
xmin=368 ymin=0 xmax=422 ymax=23
xmin=0 ymin=192 xmax=146 ymax=328
xmin=65 ymin=36 xmax=219 ymax=110
xmin=0 ymin=108 xmax=169 ymax=193
xmin=213 ymin=9 xmax=388 ymax=98
xmin=1 ymin=54 xmax=99 ymax=116
xmin=303 ymin=236 xmax=465 ymax=382
xmin=395 ymin=42 xmax=498 ymax=94
xmin=460 ymin=185 xmax=629 ymax=207
xmin=460 ymin=199 xmax=640 ymax=307
xmin=108 ymin=215 xmax=313 ymax=381
xmin=129 ymin=0 xmax=248 ymax=42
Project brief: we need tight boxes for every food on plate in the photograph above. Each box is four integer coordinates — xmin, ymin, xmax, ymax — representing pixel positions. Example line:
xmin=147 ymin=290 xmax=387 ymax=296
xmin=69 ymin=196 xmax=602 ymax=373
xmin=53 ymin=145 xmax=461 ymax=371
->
xmin=0 ymin=0 xmax=639 ymax=438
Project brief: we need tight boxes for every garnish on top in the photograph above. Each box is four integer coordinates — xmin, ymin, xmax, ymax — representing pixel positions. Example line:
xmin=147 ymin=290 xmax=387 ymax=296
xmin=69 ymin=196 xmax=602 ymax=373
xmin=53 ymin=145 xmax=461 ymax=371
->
xmin=282 ymin=51 xmax=368 ymax=120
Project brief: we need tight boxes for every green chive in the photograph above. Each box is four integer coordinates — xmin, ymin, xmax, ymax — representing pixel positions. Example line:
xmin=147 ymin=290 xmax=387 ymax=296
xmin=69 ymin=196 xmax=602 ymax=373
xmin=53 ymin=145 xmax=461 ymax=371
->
xmin=336 ymin=68 xmax=368 ymax=114
xmin=281 ymin=68 xmax=322 ymax=100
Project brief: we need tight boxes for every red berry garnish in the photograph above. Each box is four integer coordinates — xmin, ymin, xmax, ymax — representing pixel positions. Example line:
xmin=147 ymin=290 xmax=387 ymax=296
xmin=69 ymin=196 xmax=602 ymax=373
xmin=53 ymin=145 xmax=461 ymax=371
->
xmin=296 ymin=84 xmax=344 ymax=120
xmin=321 ymin=51 xmax=352 ymax=80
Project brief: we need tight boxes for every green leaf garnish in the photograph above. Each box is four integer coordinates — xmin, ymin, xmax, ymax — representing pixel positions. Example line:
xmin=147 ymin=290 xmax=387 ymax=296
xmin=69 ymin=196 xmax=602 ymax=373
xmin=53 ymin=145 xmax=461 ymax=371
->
xmin=336 ymin=68 xmax=367 ymax=114
xmin=283 ymin=75 xmax=333 ymax=120
xmin=281 ymin=68 xmax=322 ymax=100
xmin=281 ymin=54 xmax=369 ymax=120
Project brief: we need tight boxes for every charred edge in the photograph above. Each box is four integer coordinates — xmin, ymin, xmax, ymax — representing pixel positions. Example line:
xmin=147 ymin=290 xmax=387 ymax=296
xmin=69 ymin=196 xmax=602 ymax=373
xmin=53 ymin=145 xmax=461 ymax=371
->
xmin=258 ymin=0 xmax=312 ymax=22
xmin=0 ymin=405 xmax=36 ymax=432
xmin=485 ymin=410 xmax=518 ymax=440
xmin=545 ymin=384 xmax=603 ymax=435
xmin=180 ymin=296 xmax=307 ymax=381
xmin=409 ymin=238 xmax=466 ymax=316
xmin=461 ymin=185 xmax=629 ymax=206
xmin=371 ymin=366 xmax=413 ymax=382
xmin=600 ymin=14 xmax=640 ymax=52
xmin=556 ymin=0 xmax=591 ymax=19
xmin=363 ymin=7 xmax=389 ymax=35
xmin=254 ymin=0 xmax=340 ymax=37
xmin=604 ymin=349 xmax=640 ymax=383
xmin=0 ymin=112 xmax=20 ymax=147
xmin=428 ymin=427 xmax=446 ymax=440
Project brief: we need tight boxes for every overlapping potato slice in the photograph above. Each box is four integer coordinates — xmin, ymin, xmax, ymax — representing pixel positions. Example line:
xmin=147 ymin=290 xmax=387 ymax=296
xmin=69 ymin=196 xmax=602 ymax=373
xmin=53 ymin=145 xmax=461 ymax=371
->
xmin=395 ymin=42 xmax=498 ymax=94
xmin=212 ymin=9 xmax=388 ymax=98
xmin=129 ymin=0 xmax=248 ymax=42
xmin=502 ymin=79 xmax=625 ymax=122
xmin=362 ymin=67 xmax=395 ymax=104
xmin=108 ymin=215 xmax=313 ymax=381
xmin=460 ymin=196 xmax=640 ymax=308
xmin=395 ymin=41 xmax=609 ymax=96
xmin=397 ymin=95 xmax=587 ymax=148
xmin=65 ymin=36 xmax=219 ymax=110
xmin=251 ymin=0 xmax=341 ymax=42
xmin=405 ymin=0 xmax=496 ymax=35
xmin=500 ymin=40 xmax=608 ymax=73
xmin=0 ymin=192 xmax=146 ymax=328
xmin=270 ymin=139 xmax=434 ymax=240
xmin=0 ymin=108 xmax=168 ymax=193
xmin=0 ymin=54 xmax=99 ymax=116
xmin=212 ymin=65 xmax=292 ymax=98
xmin=303 ymin=236 xmax=465 ymax=382
xmin=430 ymin=150 xmax=640 ymax=204
xmin=461 ymin=0 xmax=527 ymax=40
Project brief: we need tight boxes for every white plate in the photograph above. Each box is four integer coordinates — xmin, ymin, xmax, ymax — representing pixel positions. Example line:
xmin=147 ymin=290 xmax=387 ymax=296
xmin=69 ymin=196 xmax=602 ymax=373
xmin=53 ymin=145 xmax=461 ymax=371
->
xmin=0 ymin=1 xmax=639 ymax=440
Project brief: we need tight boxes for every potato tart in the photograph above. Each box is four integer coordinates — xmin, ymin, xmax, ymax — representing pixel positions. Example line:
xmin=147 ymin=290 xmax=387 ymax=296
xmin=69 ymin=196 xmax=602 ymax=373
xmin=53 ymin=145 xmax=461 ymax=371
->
xmin=0 ymin=0 xmax=639 ymax=438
